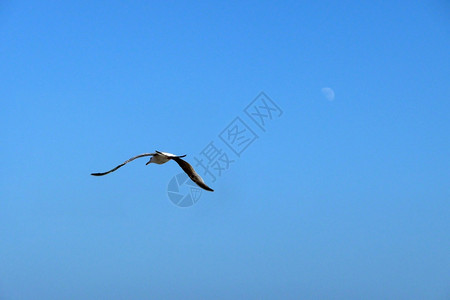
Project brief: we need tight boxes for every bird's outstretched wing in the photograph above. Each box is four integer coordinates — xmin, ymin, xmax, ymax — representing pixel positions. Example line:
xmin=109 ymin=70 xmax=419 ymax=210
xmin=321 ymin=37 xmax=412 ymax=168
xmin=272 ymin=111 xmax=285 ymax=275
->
xmin=91 ymin=153 xmax=155 ymax=176
xmin=172 ymin=157 xmax=214 ymax=192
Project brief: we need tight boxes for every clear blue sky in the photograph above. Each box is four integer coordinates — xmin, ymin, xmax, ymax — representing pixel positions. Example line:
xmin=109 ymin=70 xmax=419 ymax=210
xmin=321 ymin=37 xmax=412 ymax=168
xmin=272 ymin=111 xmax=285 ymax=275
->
xmin=1 ymin=1 xmax=449 ymax=299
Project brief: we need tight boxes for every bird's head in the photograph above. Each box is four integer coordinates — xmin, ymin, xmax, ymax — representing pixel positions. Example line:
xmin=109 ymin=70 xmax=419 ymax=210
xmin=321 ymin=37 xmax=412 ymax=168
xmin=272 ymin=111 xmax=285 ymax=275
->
xmin=146 ymin=157 xmax=154 ymax=165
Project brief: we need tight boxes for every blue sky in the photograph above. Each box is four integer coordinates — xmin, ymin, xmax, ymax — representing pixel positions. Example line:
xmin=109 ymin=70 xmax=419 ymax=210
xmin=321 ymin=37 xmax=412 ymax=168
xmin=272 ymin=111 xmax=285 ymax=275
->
xmin=1 ymin=1 xmax=449 ymax=299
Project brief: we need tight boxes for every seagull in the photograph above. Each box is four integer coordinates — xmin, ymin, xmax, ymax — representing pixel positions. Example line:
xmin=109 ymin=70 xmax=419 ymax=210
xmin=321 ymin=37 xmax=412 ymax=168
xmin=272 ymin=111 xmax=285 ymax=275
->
xmin=91 ymin=150 xmax=214 ymax=192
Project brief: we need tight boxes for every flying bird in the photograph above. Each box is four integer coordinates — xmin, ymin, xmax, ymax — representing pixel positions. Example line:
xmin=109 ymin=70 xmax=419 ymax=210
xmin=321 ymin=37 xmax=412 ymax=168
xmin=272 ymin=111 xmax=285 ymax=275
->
xmin=91 ymin=150 xmax=214 ymax=192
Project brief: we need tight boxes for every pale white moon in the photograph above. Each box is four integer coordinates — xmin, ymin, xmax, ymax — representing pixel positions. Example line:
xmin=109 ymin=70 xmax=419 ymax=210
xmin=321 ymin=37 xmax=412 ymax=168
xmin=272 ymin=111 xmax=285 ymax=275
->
xmin=321 ymin=87 xmax=335 ymax=101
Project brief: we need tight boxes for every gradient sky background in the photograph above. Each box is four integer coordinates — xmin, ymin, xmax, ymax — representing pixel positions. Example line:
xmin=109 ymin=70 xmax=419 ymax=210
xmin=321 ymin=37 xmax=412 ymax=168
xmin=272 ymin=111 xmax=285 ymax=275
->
xmin=1 ymin=1 xmax=449 ymax=299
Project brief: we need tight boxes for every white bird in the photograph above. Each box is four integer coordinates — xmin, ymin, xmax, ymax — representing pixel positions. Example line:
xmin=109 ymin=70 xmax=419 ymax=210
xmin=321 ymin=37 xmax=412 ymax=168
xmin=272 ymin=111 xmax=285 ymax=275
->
xmin=91 ymin=150 xmax=214 ymax=192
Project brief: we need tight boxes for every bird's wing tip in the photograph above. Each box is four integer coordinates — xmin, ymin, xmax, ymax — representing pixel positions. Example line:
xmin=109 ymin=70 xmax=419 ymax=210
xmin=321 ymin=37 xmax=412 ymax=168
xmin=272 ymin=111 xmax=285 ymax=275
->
xmin=202 ymin=184 xmax=214 ymax=192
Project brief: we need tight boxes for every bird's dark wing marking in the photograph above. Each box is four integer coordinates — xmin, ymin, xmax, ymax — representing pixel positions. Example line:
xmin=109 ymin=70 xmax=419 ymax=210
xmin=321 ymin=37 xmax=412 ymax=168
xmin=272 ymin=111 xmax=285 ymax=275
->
xmin=91 ymin=153 xmax=155 ymax=176
xmin=172 ymin=157 xmax=214 ymax=192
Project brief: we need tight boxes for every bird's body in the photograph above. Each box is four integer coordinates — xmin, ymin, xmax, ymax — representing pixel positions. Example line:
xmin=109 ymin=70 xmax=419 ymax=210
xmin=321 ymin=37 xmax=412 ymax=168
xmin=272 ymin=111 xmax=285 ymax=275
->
xmin=91 ymin=150 xmax=214 ymax=192
xmin=146 ymin=151 xmax=177 ymax=165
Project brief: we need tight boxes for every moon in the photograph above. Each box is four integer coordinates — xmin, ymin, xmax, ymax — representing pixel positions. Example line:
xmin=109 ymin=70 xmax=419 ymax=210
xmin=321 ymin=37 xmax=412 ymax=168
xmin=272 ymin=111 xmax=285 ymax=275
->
xmin=321 ymin=87 xmax=335 ymax=101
